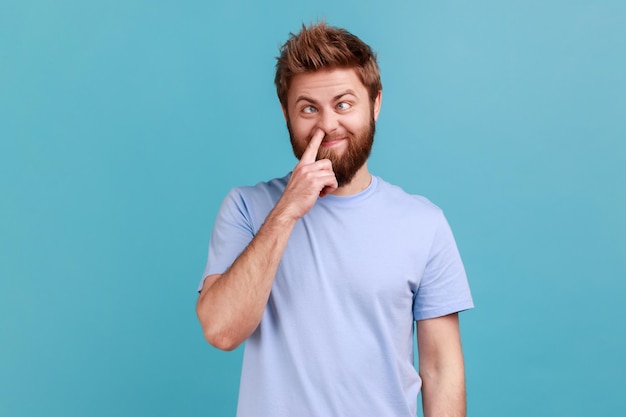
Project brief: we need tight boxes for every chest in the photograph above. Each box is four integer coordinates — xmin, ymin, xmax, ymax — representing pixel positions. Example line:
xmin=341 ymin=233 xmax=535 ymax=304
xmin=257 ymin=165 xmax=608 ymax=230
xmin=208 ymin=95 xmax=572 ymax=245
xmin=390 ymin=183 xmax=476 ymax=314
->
xmin=274 ymin=206 xmax=434 ymax=315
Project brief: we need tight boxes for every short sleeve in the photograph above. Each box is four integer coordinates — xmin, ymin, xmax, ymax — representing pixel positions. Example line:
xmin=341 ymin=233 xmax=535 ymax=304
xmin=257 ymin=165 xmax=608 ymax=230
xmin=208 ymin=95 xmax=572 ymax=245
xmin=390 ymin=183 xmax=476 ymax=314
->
xmin=197 ymin=189 xmax=256 ymax=291
xmin=412 ymin=213 xmax=473 ymax=320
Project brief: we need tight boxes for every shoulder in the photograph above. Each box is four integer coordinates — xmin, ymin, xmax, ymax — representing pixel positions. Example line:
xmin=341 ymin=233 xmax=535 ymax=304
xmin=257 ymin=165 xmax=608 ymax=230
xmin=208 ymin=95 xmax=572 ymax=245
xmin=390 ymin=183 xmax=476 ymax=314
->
xmin=226 ymin=174 xmax=289 ymax=204
xmin=374 ymin=177 xmax=443 ymax=218
xmin=220 ymin=174 xmax=289 ymax=224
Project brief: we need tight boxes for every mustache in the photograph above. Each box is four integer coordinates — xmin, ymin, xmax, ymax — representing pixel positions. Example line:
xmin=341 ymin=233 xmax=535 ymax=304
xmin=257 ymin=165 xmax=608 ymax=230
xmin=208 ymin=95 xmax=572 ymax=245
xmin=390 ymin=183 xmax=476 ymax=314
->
xmin=307 ymin=132 xmax=348 ymax=142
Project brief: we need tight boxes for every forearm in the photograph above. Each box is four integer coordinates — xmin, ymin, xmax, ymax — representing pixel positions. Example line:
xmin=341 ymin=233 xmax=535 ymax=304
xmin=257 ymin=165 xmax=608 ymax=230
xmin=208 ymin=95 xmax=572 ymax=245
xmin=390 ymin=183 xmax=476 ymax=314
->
xmin=196 ymin=207 xmax=296 ymax=350
xmin=197 ymin=129 xmax=336 ymax=351
xmin=417 ymin=313 xmax=467 ymax=417
xmin=420 ymin=362 xmax=466 ymax=417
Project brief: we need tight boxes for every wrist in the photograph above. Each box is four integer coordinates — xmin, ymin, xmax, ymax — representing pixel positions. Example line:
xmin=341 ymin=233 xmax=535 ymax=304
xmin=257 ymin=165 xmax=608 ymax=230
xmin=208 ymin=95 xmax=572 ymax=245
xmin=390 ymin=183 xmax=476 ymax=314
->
xmin=267 ymin=202 xmax=300 ymax=228
xmin=271 ymin=196 xmax=306 ymax=224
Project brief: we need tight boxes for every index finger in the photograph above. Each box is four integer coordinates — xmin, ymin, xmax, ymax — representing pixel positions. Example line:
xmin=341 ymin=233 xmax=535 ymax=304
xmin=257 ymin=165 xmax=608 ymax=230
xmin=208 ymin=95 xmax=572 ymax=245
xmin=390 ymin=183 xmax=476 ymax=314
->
xmin=300 ymin=129 xmax=324 ymax=165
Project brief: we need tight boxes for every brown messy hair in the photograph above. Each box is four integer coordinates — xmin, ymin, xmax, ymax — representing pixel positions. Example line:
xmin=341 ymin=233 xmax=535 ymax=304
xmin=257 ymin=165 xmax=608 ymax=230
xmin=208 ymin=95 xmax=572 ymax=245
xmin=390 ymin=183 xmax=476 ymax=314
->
xmin=275 ymin=22 xmax=382 ymax=108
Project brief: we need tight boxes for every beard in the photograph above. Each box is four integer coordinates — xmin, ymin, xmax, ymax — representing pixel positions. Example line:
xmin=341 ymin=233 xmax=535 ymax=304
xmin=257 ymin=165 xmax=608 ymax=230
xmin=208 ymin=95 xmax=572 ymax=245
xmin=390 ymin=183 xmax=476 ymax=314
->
xmin=288 ymin=116 xmax=375 ymax=188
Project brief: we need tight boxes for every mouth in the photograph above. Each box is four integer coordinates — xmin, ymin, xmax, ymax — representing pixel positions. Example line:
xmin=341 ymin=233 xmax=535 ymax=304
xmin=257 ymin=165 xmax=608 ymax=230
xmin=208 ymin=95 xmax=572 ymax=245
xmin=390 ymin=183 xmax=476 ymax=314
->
xmin=321 ymin=137 xmax=346 ymax=148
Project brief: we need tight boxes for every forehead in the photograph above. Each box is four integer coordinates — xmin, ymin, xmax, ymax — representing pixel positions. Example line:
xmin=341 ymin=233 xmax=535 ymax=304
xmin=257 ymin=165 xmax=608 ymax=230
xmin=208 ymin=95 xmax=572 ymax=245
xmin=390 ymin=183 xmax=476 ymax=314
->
xmin=287 ymin=68 xmax=367 ymax=104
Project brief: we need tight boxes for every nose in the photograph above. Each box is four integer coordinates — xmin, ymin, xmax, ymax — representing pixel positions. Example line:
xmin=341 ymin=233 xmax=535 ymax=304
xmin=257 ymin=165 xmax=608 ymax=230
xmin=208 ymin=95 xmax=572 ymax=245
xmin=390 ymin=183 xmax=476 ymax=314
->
xmin=317 ymin=109 xmax=339 ymax=134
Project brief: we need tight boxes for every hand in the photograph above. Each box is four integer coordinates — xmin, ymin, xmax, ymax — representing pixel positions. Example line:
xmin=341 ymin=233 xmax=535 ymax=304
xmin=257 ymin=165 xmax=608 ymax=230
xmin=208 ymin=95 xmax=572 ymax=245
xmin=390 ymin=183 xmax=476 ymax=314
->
xmin=275 ymin=129 xmax=338 ymax=221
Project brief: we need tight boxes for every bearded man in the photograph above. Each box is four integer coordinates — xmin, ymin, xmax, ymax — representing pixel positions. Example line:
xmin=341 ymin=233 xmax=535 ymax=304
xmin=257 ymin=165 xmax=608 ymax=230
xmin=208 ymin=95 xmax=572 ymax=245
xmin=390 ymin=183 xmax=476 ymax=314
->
xmin=196 ymin=22 xmax=474 ymax=417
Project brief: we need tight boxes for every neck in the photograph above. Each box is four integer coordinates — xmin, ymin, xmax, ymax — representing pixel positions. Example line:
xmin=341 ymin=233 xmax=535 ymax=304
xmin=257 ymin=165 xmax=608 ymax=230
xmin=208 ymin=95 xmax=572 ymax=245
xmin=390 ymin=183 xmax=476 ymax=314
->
xmin=331 ymin=164 xmax=372 ymax=196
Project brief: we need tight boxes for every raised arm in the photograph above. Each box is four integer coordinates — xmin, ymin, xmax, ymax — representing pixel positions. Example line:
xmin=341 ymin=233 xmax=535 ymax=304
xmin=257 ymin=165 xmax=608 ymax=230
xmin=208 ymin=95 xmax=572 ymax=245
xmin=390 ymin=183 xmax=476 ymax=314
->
xmin=196 ymin=129 xmax=337 ymax=351
xmin=417 ymin=313 xmax=467 ymax=417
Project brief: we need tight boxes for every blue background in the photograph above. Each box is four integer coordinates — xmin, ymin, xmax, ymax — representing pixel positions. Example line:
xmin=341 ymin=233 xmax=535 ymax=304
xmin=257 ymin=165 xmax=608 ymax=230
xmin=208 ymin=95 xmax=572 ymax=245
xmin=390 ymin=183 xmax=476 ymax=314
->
xmin=1 ymin=1 xmax=624 ymax=416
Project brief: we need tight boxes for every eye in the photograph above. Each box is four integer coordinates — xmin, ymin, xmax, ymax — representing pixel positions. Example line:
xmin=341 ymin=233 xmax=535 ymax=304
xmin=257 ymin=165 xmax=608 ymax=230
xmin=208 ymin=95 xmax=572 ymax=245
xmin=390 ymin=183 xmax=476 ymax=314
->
xmin=336 ymin=101 xmax=351 ymax=110
xmin=302 ymin=105 xmax=317 ymax=114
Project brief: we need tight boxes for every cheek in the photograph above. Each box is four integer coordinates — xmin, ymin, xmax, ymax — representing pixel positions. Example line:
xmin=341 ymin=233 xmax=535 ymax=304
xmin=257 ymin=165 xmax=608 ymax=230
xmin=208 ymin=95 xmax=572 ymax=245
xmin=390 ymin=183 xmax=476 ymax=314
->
xmin=344 ymin=113 xmax=370 ymax=132
xmin=292 ymin=119 xmax=316 ymax=139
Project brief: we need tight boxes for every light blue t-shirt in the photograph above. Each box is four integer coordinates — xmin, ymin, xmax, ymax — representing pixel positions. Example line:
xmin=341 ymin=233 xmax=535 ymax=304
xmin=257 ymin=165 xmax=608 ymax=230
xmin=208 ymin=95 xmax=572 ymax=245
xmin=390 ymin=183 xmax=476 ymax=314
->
xmin=200 ymin=174 xmax=473 ymax=416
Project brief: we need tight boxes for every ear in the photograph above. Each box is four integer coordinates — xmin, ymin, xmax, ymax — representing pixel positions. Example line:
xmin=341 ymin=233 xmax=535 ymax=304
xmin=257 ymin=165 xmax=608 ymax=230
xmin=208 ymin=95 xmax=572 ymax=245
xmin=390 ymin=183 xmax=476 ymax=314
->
xmin=373 ymin=90 xmax=382 ymax=121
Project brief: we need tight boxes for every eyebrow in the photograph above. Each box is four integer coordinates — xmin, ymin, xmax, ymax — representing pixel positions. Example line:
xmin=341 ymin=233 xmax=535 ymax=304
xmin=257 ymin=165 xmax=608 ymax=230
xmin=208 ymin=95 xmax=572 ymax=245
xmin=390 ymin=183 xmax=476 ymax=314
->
xmin=294 ymin=90 xmax=358 ymax=106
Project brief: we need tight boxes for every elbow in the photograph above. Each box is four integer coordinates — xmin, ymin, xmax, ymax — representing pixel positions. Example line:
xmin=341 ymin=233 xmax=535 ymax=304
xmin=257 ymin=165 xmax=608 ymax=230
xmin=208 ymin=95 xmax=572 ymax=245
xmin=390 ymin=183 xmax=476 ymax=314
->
xmin=206 ymin=331 xmax=241 ymax=351
xmin=200 ymin=321 xmax=243 ymax=351
xmin=196 ymin=289 xmax=246 ymax=351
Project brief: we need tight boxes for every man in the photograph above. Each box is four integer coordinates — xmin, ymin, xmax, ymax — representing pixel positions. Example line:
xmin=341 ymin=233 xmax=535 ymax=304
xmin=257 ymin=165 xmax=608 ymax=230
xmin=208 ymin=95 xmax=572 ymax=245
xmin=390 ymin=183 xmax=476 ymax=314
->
xmin=197 ymin=22 xmax=473 ymax=417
